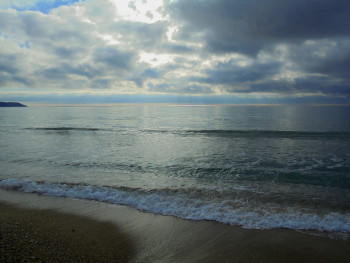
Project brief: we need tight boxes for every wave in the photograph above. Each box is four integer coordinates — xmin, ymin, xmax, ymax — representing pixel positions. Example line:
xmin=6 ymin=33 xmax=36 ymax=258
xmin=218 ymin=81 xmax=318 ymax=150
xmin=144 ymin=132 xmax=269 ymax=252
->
xmin=25 ymin=127 xmax=102 ymax=131
xmin=57 ymin=160 xmax=350 ymax=189
xmin=1 ymin=178 xmax=349 ymax=234
xmin=23 ymin=127 xmax=350 ymax=140
xmin=143 ymin=129 xmax=350 ymax=139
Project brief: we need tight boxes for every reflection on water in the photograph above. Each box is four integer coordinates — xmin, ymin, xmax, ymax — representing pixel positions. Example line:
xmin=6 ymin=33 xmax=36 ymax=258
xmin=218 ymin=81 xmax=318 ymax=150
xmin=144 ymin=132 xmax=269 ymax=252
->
xmin=0 ymin=105 xmax=350 ymax=233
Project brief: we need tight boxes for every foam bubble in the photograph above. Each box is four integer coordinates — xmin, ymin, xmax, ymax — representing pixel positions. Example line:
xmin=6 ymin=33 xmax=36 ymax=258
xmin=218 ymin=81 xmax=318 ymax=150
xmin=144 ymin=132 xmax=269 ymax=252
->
xmin=1 ymin=178 xmax=349 ymax=234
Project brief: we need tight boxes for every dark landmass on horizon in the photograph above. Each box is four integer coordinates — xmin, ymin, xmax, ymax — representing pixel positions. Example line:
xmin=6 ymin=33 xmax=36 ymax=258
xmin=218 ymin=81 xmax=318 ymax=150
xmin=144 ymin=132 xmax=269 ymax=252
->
xmin=0 ymin=102 xmax=27 ymax=107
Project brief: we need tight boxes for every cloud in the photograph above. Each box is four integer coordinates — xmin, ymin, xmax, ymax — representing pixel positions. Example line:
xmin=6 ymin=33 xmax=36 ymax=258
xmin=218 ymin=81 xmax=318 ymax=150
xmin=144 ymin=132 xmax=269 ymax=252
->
xmin=163 ymin=0 xmax=350 ymax=97
xmin=0 ymin=0 xmax=350 ymax=103
xmin=288 ymin=39 xmax=350 ymax=81
xmin=108 ymin=20 xmax=168 ymax=51
xmin=93 ymin=46 xmax=136 ymax=70
xmin=169 ymin=0 xmax=350 ymax=56
xmin=195 ymin=60 xmax=281 ymax=85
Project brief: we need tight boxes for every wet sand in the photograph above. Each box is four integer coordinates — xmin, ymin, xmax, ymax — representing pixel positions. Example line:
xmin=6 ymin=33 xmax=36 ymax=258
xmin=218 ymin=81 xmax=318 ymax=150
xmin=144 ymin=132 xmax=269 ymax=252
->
xmin=1 ymin=189 xmax=349 ymax=262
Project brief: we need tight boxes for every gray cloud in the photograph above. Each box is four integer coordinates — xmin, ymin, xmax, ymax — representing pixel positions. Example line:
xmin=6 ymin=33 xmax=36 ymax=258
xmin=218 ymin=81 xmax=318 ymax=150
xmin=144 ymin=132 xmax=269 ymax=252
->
xmin=313 ymin=56 xmax=350 ymax=80
xmin=54 ymin=46 xmax=82 ymax=59
xmin=109 ymin=20 xmax=167 ymax=50
xmin=169 ymin=0 xmax=350 ymax=55
xmin=93 ymin=46 xmax=136 ymax=70
xmin=0 ymin=54 xmax=19 ymax=75
xmin=289 ymin=40 xmax=350 ymax=81
xmin=162 ymin=0 xmax=350 ymax=97
xmin=0 ymin=52 xmax=33 ymax=86
xmin=162 ymin=43 xmax=194 ymax=54
xmin=19 ymin=11 xmax=90 ymax=46
xmin=1 ymin=0 xmax=350 ymax=103
xmin=39 ymin=63 xmax=100 ymax=80
xmin=0 ymin=72 xmax=31 ymax=86
xmin=194 ymin=60 xmax=281 ymax=85
xmin=131 ymin=68 xmax=163 ymax=87
xmin=250 ymin=77 xmax=350 ymax=96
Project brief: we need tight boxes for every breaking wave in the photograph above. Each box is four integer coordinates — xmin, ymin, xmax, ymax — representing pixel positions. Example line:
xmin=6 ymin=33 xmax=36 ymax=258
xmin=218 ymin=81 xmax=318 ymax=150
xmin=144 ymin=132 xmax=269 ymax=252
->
xmin=1 ymin=178 xmax=349 ymax=235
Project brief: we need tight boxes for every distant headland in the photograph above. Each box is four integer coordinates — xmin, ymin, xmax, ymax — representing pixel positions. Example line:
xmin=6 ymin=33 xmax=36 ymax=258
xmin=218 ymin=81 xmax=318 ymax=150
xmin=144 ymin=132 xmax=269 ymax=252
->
xmin=0 ymin=102 xmax=27 ymax=107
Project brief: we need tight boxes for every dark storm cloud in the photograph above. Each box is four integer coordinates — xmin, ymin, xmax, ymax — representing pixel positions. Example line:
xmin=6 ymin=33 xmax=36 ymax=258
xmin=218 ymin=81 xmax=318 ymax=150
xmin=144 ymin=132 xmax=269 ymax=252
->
xmin=164 ymin=0 xmax=350 ymax=98
xmin=194 ymin=60 xmax=281 ymax=85
xmin=282 ymin=39 xmax=350 ymax=91
xmin=250 ymin=77 xmax=350 ymax=96
xmin=169 ymin=0 xmax=350 ymax=56
xmin=312 ymin=56 xmax=350 ymax=80
xmin=291 ymin=40 xmax=350 ymax=81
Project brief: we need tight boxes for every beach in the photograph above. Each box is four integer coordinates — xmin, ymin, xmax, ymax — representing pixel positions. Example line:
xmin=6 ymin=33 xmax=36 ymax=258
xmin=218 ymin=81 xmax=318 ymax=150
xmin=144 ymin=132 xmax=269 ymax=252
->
xmin=1 ymin=189 xmax=349 ymax=263
xmin=1 ymin=105 xmax=350 ymax=262
xmin=1 ymin=0 xmax=350 ymax=259
xmin=0 ymin=202 xmax=134 ymax=263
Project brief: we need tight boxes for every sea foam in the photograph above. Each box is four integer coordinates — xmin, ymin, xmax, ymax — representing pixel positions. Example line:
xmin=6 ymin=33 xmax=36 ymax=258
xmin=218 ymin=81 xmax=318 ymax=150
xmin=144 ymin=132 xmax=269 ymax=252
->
xmin=1 ymin=178 xmax=349 ymax=234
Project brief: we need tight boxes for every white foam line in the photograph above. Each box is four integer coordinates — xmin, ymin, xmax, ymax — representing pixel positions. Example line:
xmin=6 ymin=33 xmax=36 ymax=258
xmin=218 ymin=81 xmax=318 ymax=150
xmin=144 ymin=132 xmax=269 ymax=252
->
xmin=1 ymin=178 xmax=349 ymax=234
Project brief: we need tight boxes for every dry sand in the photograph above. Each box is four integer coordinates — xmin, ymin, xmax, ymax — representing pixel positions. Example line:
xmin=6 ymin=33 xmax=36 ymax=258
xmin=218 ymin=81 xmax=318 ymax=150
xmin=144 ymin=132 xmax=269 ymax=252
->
xmin=1 ymin=189 xmax=349 ymax=263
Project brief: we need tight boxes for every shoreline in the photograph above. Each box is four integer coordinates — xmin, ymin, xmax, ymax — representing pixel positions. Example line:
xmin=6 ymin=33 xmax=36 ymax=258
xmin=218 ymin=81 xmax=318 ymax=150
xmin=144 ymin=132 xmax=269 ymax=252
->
xmin=1 ymin=189 xmax=349 ymax=262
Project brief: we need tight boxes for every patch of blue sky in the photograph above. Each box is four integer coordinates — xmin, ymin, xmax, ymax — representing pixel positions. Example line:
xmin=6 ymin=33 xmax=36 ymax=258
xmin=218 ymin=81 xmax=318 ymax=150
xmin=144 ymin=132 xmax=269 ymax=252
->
xmin=0 ymin=32 xmax=8 ymax=39
xmin=19 ymin=41 xmax=31 ymax=49
xmin=0 ymin=32 xmax=30 ymax=49
xmin=13 ymin=0 xmax=83 ymax=14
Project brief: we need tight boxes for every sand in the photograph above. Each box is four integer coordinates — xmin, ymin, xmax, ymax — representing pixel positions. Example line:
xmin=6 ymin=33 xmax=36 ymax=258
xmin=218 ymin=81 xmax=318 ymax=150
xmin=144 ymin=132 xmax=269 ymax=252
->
xmin=0 ymin=202 xmax=134 ymax=262
xmin=1 ymin=189 xmax=350 ymax=263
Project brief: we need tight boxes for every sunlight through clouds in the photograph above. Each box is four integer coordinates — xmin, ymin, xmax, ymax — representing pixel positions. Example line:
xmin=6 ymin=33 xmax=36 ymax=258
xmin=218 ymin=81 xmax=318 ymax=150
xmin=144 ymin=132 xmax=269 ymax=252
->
xmin=139 ymin=53 xmax=173 ymax=66
xmin=110 ymin=0 xmax=165 ymax=23
xmin=0 ymin=0 xmax=350 ymax=104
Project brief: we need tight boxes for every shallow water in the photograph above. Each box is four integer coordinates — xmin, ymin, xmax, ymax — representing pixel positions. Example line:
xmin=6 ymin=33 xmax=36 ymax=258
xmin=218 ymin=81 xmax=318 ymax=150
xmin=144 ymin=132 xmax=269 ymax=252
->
xmin=1 ymin=105 xmax=350 ymax=233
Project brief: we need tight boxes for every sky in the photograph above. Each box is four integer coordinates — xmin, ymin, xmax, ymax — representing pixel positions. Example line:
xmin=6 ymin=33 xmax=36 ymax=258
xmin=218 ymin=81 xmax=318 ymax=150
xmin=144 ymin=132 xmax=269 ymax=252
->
xmin=0 ymin=0 xmax=350 ymax=104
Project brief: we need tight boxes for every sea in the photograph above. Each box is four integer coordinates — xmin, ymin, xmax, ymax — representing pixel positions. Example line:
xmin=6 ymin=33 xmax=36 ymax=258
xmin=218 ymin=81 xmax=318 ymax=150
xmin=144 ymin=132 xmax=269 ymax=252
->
xmin=1 ymin=104 xmax=350 ymax=236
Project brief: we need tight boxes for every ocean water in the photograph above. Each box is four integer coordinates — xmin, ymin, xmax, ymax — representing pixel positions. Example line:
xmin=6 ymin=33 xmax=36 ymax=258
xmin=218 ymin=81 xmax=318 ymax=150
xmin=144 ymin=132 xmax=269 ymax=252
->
xmin=1 ymin=105 xmax=350 ymax=235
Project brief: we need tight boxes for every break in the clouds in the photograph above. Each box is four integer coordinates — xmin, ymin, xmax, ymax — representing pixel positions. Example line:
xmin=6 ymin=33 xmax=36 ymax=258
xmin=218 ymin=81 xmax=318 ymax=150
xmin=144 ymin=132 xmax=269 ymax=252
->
xmin=0 ymin=0 xmax=350 ymax=104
